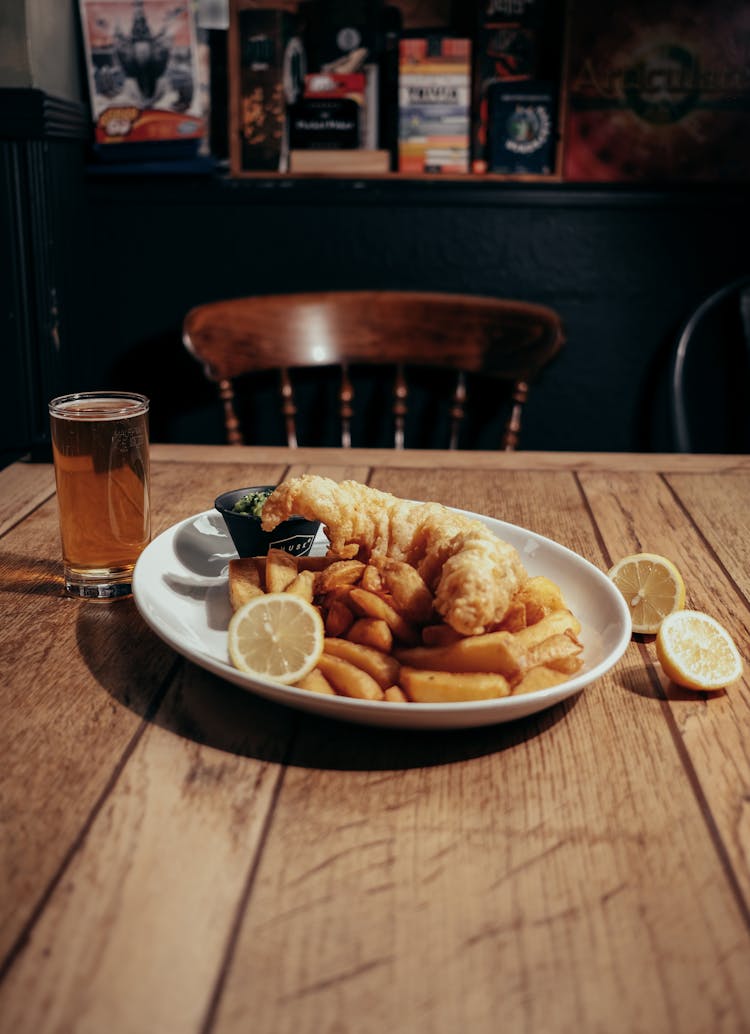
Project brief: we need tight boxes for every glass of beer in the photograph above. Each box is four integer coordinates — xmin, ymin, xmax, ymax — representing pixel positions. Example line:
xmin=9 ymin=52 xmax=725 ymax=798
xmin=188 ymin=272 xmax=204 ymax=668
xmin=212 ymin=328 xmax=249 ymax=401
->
xmin=49 ymin=391 xmax=151 ymax=599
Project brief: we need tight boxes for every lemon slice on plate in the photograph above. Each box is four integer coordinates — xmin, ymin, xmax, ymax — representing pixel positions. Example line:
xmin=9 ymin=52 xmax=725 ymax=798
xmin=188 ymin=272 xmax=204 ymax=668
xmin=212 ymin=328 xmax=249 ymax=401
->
xmin=607 ymin=553 xmax=686 ymax=634
xmin=228 ymin=593 xmax=324 ymax=684
xmin=656 ymin=610 xmax=743 ymax=691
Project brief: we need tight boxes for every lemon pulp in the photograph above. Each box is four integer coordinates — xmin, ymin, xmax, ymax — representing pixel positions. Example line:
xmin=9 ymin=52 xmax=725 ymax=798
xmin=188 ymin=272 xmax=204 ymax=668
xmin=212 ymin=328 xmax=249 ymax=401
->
xmin=608 ymin=553 xmax=685 ymax=634
xmin=656 ymin=610 xmax=742 ymax=691
xmin=228 ymin=593 xmax=324 ymax=684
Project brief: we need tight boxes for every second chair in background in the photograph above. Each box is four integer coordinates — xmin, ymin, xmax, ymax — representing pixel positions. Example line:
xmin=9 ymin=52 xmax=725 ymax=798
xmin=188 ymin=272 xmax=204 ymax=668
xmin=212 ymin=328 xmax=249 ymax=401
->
xmin=670 ymin=274 xmax=750 ymax=454
xmin=183 ymin=290 xmax=565 ymax=450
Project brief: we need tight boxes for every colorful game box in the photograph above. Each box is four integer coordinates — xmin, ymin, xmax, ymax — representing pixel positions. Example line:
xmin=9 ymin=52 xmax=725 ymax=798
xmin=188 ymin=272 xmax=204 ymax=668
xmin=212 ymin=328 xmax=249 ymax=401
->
xmin=487 ymin=80 xmax=556 ymax=173
xmin=78 ymin=0 xmax=206 ymax=147
xmin=398 ymin=37 xmax=471 ymax=174
xmin=471 ymin=0 xmax=545 ymax=172
xmin=289 ymin=72 xmax=367 ymax=150
xmin=229 ymin=3 xmax=306 ymax=174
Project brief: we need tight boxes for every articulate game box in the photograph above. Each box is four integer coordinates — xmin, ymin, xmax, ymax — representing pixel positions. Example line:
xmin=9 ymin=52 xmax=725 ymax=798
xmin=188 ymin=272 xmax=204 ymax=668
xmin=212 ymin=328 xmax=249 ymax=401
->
xmin=398 ymin=37 xmax=471 ymax=174
xmin=563 ymin=0 xmax=750 ymax=181
xmin=78 ymin=0 xmax=206 ymax=147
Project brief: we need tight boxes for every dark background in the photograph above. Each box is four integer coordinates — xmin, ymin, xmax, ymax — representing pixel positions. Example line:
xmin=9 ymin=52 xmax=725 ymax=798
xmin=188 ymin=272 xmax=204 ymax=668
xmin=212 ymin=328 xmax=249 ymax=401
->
xmin=77 ymin=174 xmax=749 ymax=453
xmin=2 ymin=0 xmax=750 ymax=463
xmin=5 ymin=144 xmax=749 ymax=462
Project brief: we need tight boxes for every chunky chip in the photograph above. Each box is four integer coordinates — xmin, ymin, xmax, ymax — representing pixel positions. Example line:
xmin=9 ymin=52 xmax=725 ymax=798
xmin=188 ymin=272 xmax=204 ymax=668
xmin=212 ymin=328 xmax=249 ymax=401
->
xmin=400 ymin=668 xmax=511 ymax=703
xmin=316 ymin=652 xmax=384 ymax=700
xmin=347 ymin=617 xmax=393 ymax=653
xmin=265 ymin=549 xmax=299 ymax=593
xmin=323 ymin=637 xmax=401 ymax=688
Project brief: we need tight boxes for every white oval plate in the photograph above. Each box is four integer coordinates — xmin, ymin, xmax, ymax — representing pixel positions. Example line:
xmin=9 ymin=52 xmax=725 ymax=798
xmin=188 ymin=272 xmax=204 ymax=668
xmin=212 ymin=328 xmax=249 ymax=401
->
xmin=133 ymin=508 xmax=631 ymax=730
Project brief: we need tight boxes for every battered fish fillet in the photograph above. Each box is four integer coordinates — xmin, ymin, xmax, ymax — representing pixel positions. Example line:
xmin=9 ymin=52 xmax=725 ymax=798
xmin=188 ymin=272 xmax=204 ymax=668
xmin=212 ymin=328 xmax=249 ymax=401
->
xmin=261 ymin=476 xmax=526 ymax=635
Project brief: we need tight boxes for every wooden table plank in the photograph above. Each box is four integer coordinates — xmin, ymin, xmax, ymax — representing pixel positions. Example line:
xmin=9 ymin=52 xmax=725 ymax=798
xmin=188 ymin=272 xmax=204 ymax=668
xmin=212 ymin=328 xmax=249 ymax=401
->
xmin=0 ymin=499 xmax=177 ymax=964
xmin=579 ymin=469 xmax=750 ymax=914
xmin=0 ymin=462 xmax=56 ymax=535
xmin=0 ymin=664 xmax=296 ymax=1034
xmin=0 ymin=459 xmax=285 ymax=967
xmin=286 ymin=462 xmax=372 ymax=483
xmin=150 ymin=443 xmax=750 ymax=474
xmin=0 ymin=458 xmax=387 ymax=1031
xmin=216 ymin=718 xmax=750 ymax=1034
xmin=3 ymin=452 xmax=750 ymax=1034
xmin=212 ymin=468 xmax=750 ymax=1034
xmin=150 ymin=459 xmax=291 ymax=536
xmin=665 ymin=471 xmax=750 ymax=607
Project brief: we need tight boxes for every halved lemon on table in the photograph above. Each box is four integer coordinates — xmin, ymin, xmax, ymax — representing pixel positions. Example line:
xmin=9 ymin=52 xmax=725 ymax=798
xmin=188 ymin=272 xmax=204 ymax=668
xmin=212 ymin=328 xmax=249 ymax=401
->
xmin=656 ymin=611 xmax=743 ymax=691
xmin=607 ymin=553 xmax=686 ymax=634
xmin=228 ymin=593 xmax=324 ymax=684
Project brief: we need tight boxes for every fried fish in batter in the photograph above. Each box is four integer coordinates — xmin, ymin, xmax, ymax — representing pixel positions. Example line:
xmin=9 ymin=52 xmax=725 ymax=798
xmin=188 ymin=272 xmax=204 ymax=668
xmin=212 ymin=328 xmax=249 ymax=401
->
xmin=261 ymin=476 xmax=526 ymax=636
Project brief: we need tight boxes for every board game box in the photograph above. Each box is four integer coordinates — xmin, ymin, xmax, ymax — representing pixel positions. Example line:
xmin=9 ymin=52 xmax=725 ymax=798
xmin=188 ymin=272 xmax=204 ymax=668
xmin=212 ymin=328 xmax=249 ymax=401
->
xmin=398 ymin=37 xmax=471 ymax=174
xmin=289 ymin=72 xmax=367 ymax=149
xmin=229 ymin=2 xmax=306 ymax=173
xmin=471 ymin=0 xmax=546 ymax=172
xmin=487 ymin=80 xmax=556 ymax=174
xmin=78 ymin=0 xmax=206 ymax=148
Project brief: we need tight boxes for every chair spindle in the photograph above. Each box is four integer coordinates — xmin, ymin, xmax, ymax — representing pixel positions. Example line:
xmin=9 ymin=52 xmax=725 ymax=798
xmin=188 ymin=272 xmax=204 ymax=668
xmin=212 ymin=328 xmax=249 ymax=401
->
xmin=339 ymin=363 xmax=353 ymax=448
xmin=393 ymin=364 xmax=407 ymax=449
xmin=448 ymin=371 xmax=467 ymax=450
xmin=502 ymin=380 xmax=528 ymax=451
xmin=218 ymin=378 xmax=243 ymax=446
xmin=279 ymin=368 xmax=298 ymax=448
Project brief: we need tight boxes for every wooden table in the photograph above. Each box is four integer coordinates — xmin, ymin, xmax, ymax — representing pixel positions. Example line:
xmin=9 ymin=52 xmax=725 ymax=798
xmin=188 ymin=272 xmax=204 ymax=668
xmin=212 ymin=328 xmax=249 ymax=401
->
xmin=2 ymin=445 xmax=750 ymax=1034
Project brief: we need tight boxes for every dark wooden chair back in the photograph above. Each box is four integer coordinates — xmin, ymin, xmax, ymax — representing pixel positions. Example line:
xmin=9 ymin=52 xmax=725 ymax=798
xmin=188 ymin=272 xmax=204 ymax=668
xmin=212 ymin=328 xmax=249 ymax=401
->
xmin=670 ymin=275 xmax=750 ymax=453
xmin=182 ymin=290 xmax=565 ymax=450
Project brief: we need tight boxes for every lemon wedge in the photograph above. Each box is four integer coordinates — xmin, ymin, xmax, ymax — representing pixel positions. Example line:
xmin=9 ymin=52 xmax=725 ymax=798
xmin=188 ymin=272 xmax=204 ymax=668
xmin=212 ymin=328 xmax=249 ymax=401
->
xmin=228 ymin=593 xmax=324 ymax=684
xmin=607 ymin=553 xmax=686 ymax=634
xmin=656 ymin=610 xmax=743 ymax=691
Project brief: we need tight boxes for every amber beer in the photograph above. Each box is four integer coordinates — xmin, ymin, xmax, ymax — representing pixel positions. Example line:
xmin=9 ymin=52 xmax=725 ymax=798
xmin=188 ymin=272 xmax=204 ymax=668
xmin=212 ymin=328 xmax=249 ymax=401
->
xmin=49 ymin=392 xmax=150 ymax=598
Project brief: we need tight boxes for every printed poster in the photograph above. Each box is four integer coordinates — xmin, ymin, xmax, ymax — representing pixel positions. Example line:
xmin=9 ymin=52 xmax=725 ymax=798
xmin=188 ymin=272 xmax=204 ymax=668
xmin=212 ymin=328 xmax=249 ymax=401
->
xmin=563 ymin=0 xmax=750 ymax=181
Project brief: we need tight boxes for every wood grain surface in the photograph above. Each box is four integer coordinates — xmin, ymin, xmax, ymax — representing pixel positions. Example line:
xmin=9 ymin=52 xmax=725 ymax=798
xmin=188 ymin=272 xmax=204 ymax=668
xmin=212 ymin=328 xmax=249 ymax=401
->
xmin=1 ymin=448 xmax=749 ymax=1034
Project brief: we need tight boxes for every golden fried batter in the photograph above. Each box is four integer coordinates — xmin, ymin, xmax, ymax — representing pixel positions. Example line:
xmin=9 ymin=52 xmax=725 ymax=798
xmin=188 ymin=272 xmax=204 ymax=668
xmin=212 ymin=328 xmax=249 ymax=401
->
xmin=261 ymin=476 xmax=526 ymax=635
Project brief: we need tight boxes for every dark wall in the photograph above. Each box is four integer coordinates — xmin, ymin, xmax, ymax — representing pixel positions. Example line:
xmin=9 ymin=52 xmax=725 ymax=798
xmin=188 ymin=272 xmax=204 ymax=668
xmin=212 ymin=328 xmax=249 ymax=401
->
xmin=3 ymin=84 xmax=748 ymax=459
xmin=0 ymin=90 xmax=89 ymax=466
xmin=80 ymin=175 xmax=750 ymax=452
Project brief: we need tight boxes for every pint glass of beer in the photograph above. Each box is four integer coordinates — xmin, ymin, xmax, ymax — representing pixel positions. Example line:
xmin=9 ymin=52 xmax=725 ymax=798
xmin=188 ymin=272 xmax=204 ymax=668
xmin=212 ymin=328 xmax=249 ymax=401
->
xmin=49 ymin=391 xmax=151 ymax=599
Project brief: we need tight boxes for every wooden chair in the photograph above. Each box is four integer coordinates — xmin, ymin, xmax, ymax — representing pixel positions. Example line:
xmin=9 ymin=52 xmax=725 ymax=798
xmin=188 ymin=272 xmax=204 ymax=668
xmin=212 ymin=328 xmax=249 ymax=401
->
xmin=182 ymin=290 xmax=565 ymax=450
xmin=670 ymin=275 xmax=750 ymax=453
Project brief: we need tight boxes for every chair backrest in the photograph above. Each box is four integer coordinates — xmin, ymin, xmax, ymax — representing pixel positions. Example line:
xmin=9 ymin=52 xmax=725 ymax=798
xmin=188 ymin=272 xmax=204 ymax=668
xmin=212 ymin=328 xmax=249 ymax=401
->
xmin=670 ymin=275 xmax=750 ymax=453
xmin=182 ymin=290 xmax=565 ymax=450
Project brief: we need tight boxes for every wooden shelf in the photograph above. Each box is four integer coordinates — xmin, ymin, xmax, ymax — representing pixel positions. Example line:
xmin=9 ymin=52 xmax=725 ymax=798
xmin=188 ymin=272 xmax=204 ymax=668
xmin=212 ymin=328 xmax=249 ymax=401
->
xmin=83 ymin=167 xmax=750 ymax=211
xmin=229 ymin=169 xmax=563 ymax=184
